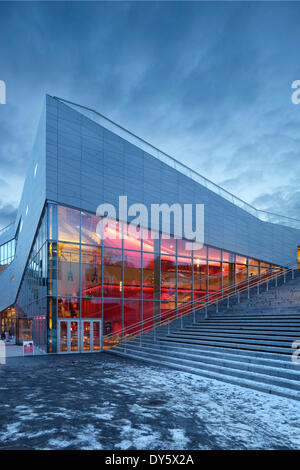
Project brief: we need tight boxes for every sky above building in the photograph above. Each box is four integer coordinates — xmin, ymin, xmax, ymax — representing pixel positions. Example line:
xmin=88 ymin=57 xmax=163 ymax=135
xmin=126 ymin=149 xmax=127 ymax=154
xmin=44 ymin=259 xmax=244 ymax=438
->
xmin=0 ymin=1 xmax=300 ymax=229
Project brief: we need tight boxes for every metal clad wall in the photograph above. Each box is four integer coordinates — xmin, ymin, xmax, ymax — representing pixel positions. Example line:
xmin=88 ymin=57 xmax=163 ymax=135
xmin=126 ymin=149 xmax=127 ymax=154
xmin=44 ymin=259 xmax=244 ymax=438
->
xmin=45 ymin=96 xmax=300 ymax=267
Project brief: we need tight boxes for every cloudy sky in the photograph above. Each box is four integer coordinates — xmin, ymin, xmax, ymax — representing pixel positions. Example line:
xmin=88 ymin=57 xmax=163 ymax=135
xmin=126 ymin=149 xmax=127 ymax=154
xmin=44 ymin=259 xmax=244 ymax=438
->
xmin=0 ymin=1 xmax=300 ymax=229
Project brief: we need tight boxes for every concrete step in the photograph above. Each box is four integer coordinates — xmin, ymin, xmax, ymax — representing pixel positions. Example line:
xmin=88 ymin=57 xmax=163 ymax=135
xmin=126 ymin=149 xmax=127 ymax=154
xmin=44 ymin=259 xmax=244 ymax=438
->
xmin=208 ymin=313 xmax=300 ymax=319
xmin=108 ymin=348 xmax=300 ymax=401
xmin=130 ymin=338 xmax=299 ymax=368
xmin=109 ymin=275 xmax=300 ymax=400
xmin=185 ymin=325 xmax=300 ymax=332
xmin=166 ymin=332 xmax=294 ymax=348
xmin=172 ymin=328 xmax=300 ymax=339
xmin=195 ymin=321 xmax=300 ymax=326
xmin=130 ymin=336 xmax=295 ymax=362
xmin=159 ymin=335 xmax=293 ymax=354
xmin=119 ymin=342 xmax=300 ymax=382
xmin=223 ymin=308 xmax=300 ymax=313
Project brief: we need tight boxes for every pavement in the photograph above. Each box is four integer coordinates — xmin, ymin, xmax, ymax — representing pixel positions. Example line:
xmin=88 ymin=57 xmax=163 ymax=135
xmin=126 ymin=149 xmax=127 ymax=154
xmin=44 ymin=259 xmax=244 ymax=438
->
xmin=0 ymin=341 xmax=46 ymax=358
xmin=0 ymin=352 xmax=299 ymax=450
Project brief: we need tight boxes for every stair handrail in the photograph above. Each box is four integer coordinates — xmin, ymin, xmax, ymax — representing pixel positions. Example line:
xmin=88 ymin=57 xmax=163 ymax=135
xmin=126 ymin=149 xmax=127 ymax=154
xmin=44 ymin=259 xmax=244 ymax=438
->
xmin=104 ymin=264 xmax=298 ymax=345
xmin=104 ymin=265 xmax=296 ymax=343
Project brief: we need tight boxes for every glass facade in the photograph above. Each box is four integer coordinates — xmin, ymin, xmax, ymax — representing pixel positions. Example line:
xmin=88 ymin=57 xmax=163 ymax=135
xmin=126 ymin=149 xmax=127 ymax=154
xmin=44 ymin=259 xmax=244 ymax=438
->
xmin=0 ymin=306 xmax=16 ymax=336
xmin=9 ymin=202 xmax=281 ymax=353
xmin=0 ymin=239 xmax=15 ymax=274
xmin=15 ymin=209 xmax=48 ymax=351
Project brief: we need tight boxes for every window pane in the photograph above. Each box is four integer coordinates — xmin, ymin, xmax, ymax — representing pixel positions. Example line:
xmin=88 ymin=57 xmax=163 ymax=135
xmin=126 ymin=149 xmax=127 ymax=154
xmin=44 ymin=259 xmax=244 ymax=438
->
xmin=103 ymin=220 xmax=122 ymax=248
xmin=83 ymin=321 xmax=91 ymax=351
xmin=177 ymin=256 xmax=192 ymax=301
xmin=81 ymin=211 xmax=101 ymax=245
xmin=161 ymin=300 xmax=176 ymax=320
xmin=58 ymin=297 xmax=80 ymax=318
xmin=103 ymin=298 xmax=122 ymax=348
xmin=103 ymin=248 xmax=122 ymax=297
xmin=208 ymin=247 xmax=221 ymax=261
xmin=81 ymin=245 xmax=101 ymax=297
xmin=236 ymin=264 xmax=247 ymax=283
xmin=222 ymin=262 xmax=235 ymax=289
xmin=248 ymin=258 xmax=259 ymax=266
xmin=193 ymin=258 xmax=207 ymax=299
xmin=123 ymin=223 xmax=141 ymax=250
xmin=81 ymin=298 xmax=102 ymax=318
xmin=58 ymin=243 xmax=80 ymax=296
xmin=193 ymin=244 xmax=207 ymax=259
xmin=222 ymin=251 xmax=235 ymax=263
xmin=177 ymin=239 xmax=193 ymax=257
xmin=142 ymin=252 xmax=155 ymax=299
xmin=236 ymin=255 xmax=247 ymax=264
xmin=93 ymin=322 xmax=101 ymax=351
xmin=123 ymin=250 xmax=141 ymax=299
xmin=161 ymin=254 xmax=176 ymax=301
xmin=208 ymin=261 xmax=222 ymax=294
xmin=70 ymin=321 xmax=79 ymax=351
xmin=142 ymin=301 xmax=154 ymax=330
xmin=60 ymin=321 xmax=68 ymax=352
xmin=142 ymin=228 xmax=157 ymax=252
xmin=160 ymin=236 xmax=176 ymax=255
xmin=58 ymin=205 xmax=80 ymax=243
xmin=124 ymin=300 xmax=141 ymax=336
xmin=248 ymin=265 xmax=259 ymax=279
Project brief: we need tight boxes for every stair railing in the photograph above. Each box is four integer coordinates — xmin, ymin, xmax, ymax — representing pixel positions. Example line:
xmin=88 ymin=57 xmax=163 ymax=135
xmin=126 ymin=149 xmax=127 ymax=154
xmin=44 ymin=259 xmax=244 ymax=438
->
xmin=103 ymin=264 xmax=299 ymax=349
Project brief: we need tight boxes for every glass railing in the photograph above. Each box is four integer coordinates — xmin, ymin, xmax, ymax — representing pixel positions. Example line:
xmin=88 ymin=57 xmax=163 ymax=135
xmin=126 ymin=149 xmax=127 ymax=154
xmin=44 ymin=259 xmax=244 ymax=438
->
xmin=53 ymin=96 xmax=300 ymax=230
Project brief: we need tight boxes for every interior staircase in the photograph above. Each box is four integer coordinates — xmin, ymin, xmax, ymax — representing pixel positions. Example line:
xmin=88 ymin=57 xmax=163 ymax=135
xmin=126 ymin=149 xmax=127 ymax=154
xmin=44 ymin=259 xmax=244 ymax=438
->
xmin=107 ymin=269 xmax=300 ymax=400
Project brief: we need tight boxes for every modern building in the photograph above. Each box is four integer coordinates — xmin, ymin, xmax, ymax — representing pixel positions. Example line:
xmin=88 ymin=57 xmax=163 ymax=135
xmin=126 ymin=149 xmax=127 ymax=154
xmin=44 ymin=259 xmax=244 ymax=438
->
xmin=0 ymin=95 xmax=300 ymax=354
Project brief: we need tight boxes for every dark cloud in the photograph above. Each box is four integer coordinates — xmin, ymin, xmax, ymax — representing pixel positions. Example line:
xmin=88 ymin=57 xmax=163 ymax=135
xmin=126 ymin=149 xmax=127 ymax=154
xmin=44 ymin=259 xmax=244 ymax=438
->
xmin=0 ymin=2 xmax=300 ymax=229
xmin=252 ymin=186 xmax=300 ymax=220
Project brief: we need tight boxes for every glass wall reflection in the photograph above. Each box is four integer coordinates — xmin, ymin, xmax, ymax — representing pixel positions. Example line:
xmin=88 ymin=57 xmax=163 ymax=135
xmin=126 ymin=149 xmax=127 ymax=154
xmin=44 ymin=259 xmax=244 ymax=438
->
xmin=14 ymin=201 xmax=282 ymax=352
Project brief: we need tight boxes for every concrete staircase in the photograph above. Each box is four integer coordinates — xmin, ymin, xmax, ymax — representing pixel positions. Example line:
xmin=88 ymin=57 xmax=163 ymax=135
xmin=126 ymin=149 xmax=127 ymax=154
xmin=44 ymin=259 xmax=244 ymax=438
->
xmin=107 ymin=272 xmax=300 ymax=400
xmin=221 ymin=277 xmax=300 ymax=314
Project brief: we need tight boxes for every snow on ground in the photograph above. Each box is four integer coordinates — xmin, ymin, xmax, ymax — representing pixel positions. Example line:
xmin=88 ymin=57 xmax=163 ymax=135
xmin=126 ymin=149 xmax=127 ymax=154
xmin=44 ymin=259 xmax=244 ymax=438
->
xmin=0 ymin=352 xmax=299 ymax=450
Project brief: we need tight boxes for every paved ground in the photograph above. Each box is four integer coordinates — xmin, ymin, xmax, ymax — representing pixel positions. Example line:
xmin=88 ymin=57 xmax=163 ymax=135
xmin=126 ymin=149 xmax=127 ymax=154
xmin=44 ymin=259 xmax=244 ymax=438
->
xmin=0 ymin=342 xmax=46 ymax=357
xmin=0 ymin=352 xmax=299 ymax=450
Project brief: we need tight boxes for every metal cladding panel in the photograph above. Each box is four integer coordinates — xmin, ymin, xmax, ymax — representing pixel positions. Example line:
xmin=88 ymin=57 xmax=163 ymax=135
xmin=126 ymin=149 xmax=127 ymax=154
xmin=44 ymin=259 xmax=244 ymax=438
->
xmin=42 ymin=95 xmax=300 ymax=267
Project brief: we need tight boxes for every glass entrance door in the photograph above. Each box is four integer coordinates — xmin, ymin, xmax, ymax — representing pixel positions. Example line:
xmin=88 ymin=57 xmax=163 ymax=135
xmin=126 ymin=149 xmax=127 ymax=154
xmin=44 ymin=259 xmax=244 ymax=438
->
xmin=82 ymin=320 xmax=102 ymax=352
xmin=58 ymin=320 xmax=79 ymax=353
xmin=58 ymin=319 xmax=102 ymax=353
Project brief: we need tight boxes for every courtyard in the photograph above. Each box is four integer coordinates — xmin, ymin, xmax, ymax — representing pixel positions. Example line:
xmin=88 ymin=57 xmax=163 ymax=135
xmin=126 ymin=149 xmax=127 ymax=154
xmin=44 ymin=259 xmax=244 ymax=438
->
xmin=0 ymin=352 xmax=299 ymax=450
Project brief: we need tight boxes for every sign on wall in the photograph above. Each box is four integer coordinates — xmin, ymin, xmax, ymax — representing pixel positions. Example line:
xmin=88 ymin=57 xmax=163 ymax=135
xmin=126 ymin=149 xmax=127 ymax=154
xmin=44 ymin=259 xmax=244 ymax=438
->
xmin=23 ymin=340 xmax=34 ymax=355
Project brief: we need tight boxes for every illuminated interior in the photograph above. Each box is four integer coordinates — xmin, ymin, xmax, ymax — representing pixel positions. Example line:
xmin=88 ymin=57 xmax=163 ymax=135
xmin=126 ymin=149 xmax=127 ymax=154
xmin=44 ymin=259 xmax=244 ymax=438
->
xmin=6 ymin=202 xmax=282 ymax=353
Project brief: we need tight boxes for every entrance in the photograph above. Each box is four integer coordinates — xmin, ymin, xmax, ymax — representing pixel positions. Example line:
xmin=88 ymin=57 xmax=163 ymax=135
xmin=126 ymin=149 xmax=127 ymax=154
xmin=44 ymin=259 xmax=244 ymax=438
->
xmin=58 ymin=319 xmax=102 ymax=353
